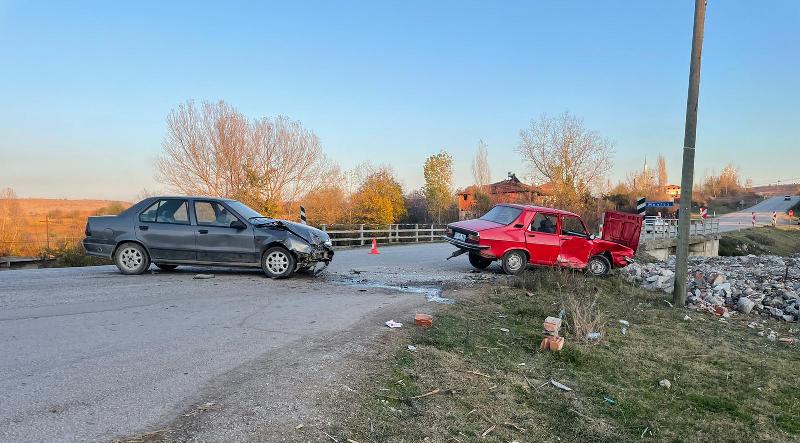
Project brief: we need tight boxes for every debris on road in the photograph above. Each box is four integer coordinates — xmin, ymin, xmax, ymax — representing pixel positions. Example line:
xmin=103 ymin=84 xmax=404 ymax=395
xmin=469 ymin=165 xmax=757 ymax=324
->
xmin=414 ymin=313 xmax=433 ymax=327
xmin=385 ymin=320 xmax=403 ymax=328
xmin=183 ymin=401 xmax=215 ymax=416
xmin=549 ymin=379 xmax=572 ymax=391
xmin=193 ymin=274 xmax=215 ymax=279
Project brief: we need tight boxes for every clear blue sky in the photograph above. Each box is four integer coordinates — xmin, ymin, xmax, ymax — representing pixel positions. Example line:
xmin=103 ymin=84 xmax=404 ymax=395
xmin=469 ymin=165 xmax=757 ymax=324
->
xmin=1 ymin=0 xmax=798 ymax=200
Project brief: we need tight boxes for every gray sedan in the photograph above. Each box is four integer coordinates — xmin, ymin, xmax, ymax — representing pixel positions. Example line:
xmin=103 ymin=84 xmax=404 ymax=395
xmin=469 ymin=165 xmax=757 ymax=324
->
xmin=83 ymin=196 xmax=334 ymax=278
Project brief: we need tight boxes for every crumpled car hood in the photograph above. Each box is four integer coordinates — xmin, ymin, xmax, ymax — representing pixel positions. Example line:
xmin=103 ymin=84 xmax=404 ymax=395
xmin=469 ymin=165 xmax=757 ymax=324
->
xmin=258 ymin=219 xmax=331 ymax=246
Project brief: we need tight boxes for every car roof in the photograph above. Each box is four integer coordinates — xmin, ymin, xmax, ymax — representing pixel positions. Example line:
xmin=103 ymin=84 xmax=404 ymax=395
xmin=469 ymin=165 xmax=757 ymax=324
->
xmin=498 ymin=203 xmax=580 ymax=218
xmin=147 ymin=196 xmax=236 ymax=202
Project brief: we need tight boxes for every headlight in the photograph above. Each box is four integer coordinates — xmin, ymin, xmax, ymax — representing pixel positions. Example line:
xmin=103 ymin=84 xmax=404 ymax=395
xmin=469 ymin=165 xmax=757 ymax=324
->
xmin=324 ymin=239 xmax=332 ymax=247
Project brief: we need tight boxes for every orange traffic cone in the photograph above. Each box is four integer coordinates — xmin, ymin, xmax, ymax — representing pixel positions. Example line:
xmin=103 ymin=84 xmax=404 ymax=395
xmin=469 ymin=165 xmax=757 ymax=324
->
xmin=369 ymin=238 xmax=380 ymax=254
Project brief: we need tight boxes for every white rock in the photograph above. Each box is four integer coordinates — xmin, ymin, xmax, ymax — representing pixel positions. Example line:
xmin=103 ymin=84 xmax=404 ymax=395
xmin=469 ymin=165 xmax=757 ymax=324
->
xmin=659 ymin=379 xmax=671 ymax=389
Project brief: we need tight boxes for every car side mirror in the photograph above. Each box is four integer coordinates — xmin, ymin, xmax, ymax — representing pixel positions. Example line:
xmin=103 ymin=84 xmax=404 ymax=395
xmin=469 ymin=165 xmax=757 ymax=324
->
xmin=514 ymin=224 xmax=524 ymax=229
xmin=588 ymin=234 xmax=596 ymax=240
xmin=230 ymin=220 xmax=246 ymax=230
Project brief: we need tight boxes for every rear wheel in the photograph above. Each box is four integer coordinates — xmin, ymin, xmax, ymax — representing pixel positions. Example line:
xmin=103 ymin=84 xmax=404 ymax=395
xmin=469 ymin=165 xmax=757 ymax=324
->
xmin=155 ymin=263 xmax=178 ymax=271
xmin=501 ymin=250 xmax=527 ymax=275
xmin=468 ymin=253 xmax=492 ymax=270
xmin=587 ymin=255 xmax=611 ymax=277
xmin=261 ymin=246 xmax=296 ymax=279
xmin=114 ymin=242 xmax=150 ymax=275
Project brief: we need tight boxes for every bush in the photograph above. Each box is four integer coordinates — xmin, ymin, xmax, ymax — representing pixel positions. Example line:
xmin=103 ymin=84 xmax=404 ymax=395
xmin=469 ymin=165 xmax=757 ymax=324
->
xmin=42 ymin=242 xmax=110 ymax=268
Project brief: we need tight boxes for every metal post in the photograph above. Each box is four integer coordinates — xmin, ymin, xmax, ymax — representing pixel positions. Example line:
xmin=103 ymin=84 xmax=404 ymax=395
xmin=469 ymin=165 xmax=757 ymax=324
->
xmin=359 ymin=224 xmax=365 ymax=246
xmin=674 ymin=0 xmax=706 ymax=307
xmin=415 ymin=224 xmax=419 ymax=243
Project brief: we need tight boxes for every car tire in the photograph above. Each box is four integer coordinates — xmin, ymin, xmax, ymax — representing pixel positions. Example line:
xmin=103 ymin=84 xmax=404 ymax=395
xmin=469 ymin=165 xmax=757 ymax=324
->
xmin=261 ymin=246 xmax=296 ymax=279
xmin=587 ymin=255 xmax=611 ymax=277
xmin=114 ymin=242 xmax=150 ymax=275
xmin=501 ymin=250 xmax=527 ymax=275
xmin=468 ymin=253 xmax=492 ymax=270
xmin=155 ymin=263 xmax=178 ymax=271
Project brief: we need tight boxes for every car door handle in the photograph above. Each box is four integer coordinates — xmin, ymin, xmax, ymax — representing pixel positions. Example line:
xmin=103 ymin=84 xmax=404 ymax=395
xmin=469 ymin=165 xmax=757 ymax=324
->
xmin=139 ymin=225 xmax=149 ymax=231
xmin=527 ymin=233 xmax=536 ymax=237
xmin=198 ymin=229 xmax=208 ymax=234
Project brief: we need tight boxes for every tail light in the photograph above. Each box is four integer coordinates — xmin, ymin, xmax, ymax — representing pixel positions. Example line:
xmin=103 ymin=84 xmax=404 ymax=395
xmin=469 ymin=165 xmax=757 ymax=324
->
xmin=446 ymin=227 xmax=454 ymax=236
xmin=467 ymin=233 xmax=480 ymax=243
xmin=85 ymin=223 xmax=91 ymax=237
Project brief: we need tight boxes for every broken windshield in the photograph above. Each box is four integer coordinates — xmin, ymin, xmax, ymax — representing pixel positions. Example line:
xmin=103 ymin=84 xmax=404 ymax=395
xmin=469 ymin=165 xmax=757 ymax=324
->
xmin=479 ymin=206 xmax=523 ymax=225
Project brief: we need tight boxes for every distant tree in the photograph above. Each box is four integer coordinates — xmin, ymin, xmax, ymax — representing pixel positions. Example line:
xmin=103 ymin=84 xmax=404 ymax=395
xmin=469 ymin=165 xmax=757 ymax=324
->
xmin=517 ymin=112 xmax=613 ymax=206
xmin=471 ymin=140 xmax=491 ymax=191
xmin=94 ymin=202 xmax=126 ymax=216
xmin=745 ymin=178 xmax=753 ymax=192
xmin=156 ymin=100 xmax=335 ymax=217
xmin=472 ymin=190 xmax=494 ymax=215
xmin=351 ymin=168 xmax=406 ymax=224
xmin=301 ymin=185 xmax=347 ymax=226
xmin=423 ymin=150 xmax=454 ymax=223
xmin=401 ymin=189 xmax=429 ymax=224
xmin=0 ymin=188 xmax=22 ymax=255
xmin=718 ymin=164 xmax=741 ymax=196
xmin=657 ymin=155 xmax=668 ymax=194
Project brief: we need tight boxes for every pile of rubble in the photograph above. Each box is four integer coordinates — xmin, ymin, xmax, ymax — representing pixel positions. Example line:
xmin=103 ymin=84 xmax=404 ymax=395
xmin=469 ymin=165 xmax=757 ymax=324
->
xmin=623 ymin=255 xmax=800 ymax=322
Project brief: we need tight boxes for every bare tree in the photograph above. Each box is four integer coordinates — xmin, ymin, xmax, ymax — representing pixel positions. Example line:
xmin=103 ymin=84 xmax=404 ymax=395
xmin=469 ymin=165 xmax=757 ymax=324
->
xmin=517 ymin=112 xmax=613 ymax=204
xmin=657 ymin=155 xmax=668 ymax=193
xmin=471 ymin=140 xmax=491 ymax=191
xmin=157 ymin=100 xmax=335 ymax=216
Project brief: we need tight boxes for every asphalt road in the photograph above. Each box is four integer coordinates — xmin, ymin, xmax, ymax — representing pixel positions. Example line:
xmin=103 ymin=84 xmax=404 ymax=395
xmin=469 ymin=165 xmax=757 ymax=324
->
xmin=0 ymin=242 xmax=485 ymax=443
xmin=716 ymin=195 xmax=798 ymax=232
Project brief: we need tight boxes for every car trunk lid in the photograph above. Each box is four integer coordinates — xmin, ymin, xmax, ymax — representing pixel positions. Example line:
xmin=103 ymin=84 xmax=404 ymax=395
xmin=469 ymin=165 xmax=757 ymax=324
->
xmin=448 ymin=219 xmax=503 ymax=233
xmin=602 ymin=211 xmax=643 ymax=252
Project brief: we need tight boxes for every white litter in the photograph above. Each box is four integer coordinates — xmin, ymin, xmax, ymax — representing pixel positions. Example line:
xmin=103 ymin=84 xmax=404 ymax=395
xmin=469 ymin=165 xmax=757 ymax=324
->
xmin=618 ymin=319 xmax=630 ymax=327
xmin=193 ymin=274 xmax=215 ymax=279
xmin=549 ymin=379 xmax=572 ymax=391
xmin=407 ymin=345 xmax=417 ymax=352
xmin=385 ymin=320 xmax=403 ymax=328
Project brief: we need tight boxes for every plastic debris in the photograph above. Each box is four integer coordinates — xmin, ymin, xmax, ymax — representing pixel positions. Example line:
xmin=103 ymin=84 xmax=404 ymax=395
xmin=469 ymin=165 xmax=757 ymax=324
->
xmin=587 ymin=332 xmax=601 ymax=340
xmin=659 ymin=379 xmax=671 ymax=389
xmin=621 ymin=327 xmax=628 ymax=335
xmin=499 ymin=327 xmax=510 ymax=333
xmin=407 ymin=345 xmax=417 ymax=352
xmin=385 ymin=320 xmax=403 ymax=328
xmin=618 ymin=319 xmax=630 ymax=327
xmin=549 ymin=379 xmax=572 ymax=391
xmin=193 ymin=274 xmax=215 ymax=279
xmin=603 ymin=395 xmax=616 ymax=405
xmin=683 ymin=315 xmax=692 ymax=321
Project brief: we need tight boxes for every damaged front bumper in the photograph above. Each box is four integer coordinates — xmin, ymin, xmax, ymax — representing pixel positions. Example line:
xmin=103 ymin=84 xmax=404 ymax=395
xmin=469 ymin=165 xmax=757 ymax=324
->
xmin=442 ymin=235 xmax=489 ymax=251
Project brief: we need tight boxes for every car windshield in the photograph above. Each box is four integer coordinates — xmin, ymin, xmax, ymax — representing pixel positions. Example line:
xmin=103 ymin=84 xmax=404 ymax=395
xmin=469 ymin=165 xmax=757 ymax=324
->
xmin=479 ymin=205 xmax=523 ymax=225
xmin=226 ymin=200 xmax=269 ymax=221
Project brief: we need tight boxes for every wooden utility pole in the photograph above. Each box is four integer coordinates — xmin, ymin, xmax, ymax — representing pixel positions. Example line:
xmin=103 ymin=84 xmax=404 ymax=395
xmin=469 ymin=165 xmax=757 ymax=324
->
xmin=674 ymin=0 xmax=707 ymax=306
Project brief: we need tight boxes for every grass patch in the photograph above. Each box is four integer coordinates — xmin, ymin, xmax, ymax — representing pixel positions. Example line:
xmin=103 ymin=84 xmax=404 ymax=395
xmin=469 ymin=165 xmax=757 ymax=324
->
xmin=719 ymin=226 xmax=800 ymax=256
xmin=334 ymin=269 xmax=800 ymax=442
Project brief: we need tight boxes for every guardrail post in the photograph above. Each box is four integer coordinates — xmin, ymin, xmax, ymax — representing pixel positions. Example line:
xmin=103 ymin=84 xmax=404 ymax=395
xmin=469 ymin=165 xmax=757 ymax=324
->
xmin=321 ymin=224 xmax=326 ymax=232
xmin=414 ymin=224 xmax=419 ymax=243
xmin=430 ymin=224 xmax=434 ymax=241
xmin=359 ymin=224 xmax=365 ymax=246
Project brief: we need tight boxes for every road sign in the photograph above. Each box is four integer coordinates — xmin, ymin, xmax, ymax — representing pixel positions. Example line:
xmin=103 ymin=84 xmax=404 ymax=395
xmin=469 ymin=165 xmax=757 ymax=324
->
xmin=790 ymin=209 xmax=795 ymax=217
xmin=699 ymin=207 xmax=708 ymax=219
xmin=645 ymin=201 xmax=675 ymax=208
xmin=636 ymin=197 xmax=646 ymax=214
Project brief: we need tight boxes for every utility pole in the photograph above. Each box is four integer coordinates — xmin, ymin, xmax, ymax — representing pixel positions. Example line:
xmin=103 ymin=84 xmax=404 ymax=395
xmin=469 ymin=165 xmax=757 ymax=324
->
xmin=674 ymin=0 xmax=707 ymax=306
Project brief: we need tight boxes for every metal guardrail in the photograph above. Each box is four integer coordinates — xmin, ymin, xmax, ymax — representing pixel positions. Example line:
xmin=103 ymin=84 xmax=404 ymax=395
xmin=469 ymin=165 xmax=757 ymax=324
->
xmin=319 ymin=224 xmax=447 ymax=248
xmin=640 ymin=218 xmax=720 ymax=242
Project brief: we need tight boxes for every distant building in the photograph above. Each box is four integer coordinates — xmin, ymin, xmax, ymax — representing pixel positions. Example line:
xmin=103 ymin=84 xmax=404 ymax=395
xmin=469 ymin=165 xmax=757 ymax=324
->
xmin=665 ymin=184 xmax=681 ymax=199
xmin=456 ymin=173 xmax=552 ymax=220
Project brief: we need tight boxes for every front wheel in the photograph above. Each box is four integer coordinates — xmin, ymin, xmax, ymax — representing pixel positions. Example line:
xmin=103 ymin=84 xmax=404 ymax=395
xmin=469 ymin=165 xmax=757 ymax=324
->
xmin=468 ymin=253 xmax=492 ymax=270
xmin=501 ymin=250 xmax=528 ymax=275
xmin=261 ymin=246 xmax=296 ymax=279
xmin=586 ymin=255 xmax=611 ymax=277
xmin=114 ymin=242 xmax=150 ymax=275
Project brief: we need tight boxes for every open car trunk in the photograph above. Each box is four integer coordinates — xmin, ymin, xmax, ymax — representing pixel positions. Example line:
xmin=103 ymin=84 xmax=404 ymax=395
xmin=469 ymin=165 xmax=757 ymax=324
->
xmin=602 ymin=211 xmax=643 ymax=252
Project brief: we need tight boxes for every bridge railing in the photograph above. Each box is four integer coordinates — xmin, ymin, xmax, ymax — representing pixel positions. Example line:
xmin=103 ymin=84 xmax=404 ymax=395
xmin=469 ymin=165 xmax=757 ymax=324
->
xmin=640 ymin=218 xmax=720 ymax=242
xmin=320 ymin=224 xmax=448 ymax=248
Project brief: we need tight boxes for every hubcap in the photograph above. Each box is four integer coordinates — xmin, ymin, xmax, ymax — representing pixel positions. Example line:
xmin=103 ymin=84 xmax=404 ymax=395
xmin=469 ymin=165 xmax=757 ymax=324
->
xmin=507 ymin=253 xmax=522 ymax=271
xmin=265 ymin=251 xmax=289 ymax=274
xmin=119 ymin=247 xmax=143 ymax=271
xmin=590 ymin=259 xmax=606 ymax=274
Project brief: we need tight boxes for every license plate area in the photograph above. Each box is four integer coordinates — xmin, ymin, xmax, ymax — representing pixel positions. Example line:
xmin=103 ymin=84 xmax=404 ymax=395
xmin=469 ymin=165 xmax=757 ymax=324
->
xmin=454 ymin=232 xmax=467 ymax=242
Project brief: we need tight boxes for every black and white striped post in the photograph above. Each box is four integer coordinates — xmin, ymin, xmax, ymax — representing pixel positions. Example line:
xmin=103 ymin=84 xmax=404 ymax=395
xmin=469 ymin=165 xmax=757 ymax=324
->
xmin=636 ymin=197 xmax=647 ymax=215
xmin=300 ymin=205 xmax=307 ymax=225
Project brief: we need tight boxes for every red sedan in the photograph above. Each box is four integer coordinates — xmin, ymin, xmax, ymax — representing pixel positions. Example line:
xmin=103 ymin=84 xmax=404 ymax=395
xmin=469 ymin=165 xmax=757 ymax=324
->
xmin=444 ymin=204 xmax=642 ymax=276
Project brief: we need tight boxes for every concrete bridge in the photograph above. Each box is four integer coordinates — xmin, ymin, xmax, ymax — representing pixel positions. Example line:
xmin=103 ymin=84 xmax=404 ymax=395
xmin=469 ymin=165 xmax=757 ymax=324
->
xmin=639 ymin=219 xmax=720 ymax=260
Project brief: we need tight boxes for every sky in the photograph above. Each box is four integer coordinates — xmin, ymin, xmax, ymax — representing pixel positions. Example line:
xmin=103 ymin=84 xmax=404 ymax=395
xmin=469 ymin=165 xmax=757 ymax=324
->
xmin=0 ymin=0 xmax=798 ymax=201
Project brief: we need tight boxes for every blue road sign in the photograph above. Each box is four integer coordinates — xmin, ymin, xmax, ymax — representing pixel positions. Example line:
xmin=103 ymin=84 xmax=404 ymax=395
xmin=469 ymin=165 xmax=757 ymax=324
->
xmin=645 ymin=201 xmax=674 ymax=208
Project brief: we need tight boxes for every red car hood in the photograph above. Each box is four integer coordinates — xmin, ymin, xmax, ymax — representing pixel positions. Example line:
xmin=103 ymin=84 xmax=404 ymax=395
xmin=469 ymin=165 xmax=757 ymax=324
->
xmin=449 ymin=219 xmax=504 ymax=232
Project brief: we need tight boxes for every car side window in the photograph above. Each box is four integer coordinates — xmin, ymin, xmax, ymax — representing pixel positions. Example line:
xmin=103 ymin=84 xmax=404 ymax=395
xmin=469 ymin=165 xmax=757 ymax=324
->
xmin=531 ymin=213 xmax=558 ymax=234
xmin=561 ymin=216 xmax=587 ymax=237
xmin=139 ymin=201 xmax=159 ymax=222
xmin=195 ymin=201 xmax=239 ymax=227
xmin=156 ymin=200 xmax=189 ymax=224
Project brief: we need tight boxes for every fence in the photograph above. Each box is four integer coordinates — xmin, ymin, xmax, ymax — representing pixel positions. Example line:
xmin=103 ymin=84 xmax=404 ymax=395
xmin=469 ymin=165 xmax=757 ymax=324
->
xmin=640 ymin=218 xmax=720 ymax=242
xmin=320 ymin=224 xmax=448 ymax=248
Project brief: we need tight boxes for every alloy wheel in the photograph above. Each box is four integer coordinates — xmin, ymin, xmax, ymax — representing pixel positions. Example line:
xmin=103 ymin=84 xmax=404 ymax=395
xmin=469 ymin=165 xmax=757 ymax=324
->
xmin=265 ymin=251 xmax=290 ymax=274
xmin=119 ymin=247 xmax=143 ymax=271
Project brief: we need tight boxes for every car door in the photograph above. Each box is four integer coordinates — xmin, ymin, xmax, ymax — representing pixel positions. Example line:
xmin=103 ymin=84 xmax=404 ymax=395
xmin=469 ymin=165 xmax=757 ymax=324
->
xmin=602 ymin=211 xmax=644 ymax=252
xmin=558 ymin=215 xmax=593 ymax=268
xmin=525 ymin=212 xmax=560 ymax=265
xmin=192 ymin=200 xmax=258 ymax=264
xmin=135 ymin=199 xmax=196 ymax=261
